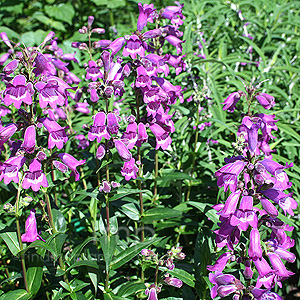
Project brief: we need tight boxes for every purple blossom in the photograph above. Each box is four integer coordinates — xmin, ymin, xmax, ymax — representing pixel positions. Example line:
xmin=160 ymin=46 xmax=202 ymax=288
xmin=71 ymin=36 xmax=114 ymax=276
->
xmin=3 ymin=75 xmax=33 ymax=109
xmin=88 ymin=112 xmax=111 ymax=142
xmin=121 ymin=157 xmax=138 ymax=181
xmin=21 ymin=125 xmax=36 ymax=154
xmin=0 ymin=155 xmax=26 ymax=184
xmin=41 ymin=117 xmax=68 ymax=149
xmin=164 ymin=277 xmax=183 ymax=288
xmin=57 ymin=153 xmax=86 ymax=181
xmin=23 ymin=159 xmax=48 ymax=192
xmin=21 ymin=210 xmax=44 ymax=243
xmin=255 ymin=93 xmax=275 ymax=110
xmin=137 ymin=3 xmax=155 ymax=31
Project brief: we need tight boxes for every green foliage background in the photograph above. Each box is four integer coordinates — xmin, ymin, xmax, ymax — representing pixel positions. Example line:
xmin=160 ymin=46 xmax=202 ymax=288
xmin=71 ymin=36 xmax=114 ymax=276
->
xmin=0 ymin=0 xmax=300 ymax=299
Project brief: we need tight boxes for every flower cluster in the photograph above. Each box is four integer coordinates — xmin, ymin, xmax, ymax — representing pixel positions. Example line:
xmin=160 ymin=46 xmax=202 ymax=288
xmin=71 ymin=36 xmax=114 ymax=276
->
xmin=208 ymin=84 xmax=296 ymax=299
xmin=0 ymin=32 xmax=86 ymax=192
xmin=72 ymin=2 xmax=186 ymax=181
xmin=141 ymin=246 xmax=185 ymax=300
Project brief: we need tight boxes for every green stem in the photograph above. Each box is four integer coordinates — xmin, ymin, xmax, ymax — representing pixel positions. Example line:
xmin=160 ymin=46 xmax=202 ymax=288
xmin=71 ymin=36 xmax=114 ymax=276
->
xmin=153 ymin=150 xmax=158 ymax=203
xmin=44 ymin=192 xmax=69 ymax=284
xmin=15 ymin=184 xmax=29 ymax=292
xmin=186 ymin=102 xmax=200 ymax=202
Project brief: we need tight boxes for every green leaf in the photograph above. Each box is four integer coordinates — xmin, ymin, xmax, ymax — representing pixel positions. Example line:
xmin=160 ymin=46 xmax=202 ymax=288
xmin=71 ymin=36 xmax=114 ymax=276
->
xmin=142 ymin=207 xmax=182 ymax=223
xmin=45 ymin=4 xmax=75 ymax=25
xmin=277 ymin=122 xmax=300 ymax=142
xmin=109 ymin=188 xmax=144 ymax=201
xmin=66 ymin=260 xmax=99 ymax=273
xmin=26 ymin=253 xmax=43 ymax=295
xmin=91 ymin=0 xmax=108 ymax=5
xmin=23 ymin=240 xmax=57 ymax=260
xmin=99 ymin=234 xmax=119 ymax=272
xmin=160 ymin=267 xmax=195 ymax=287
xmin=182 ymin=21 xmax=193 ymax=55
xmin=111 ymin=238 xmax=162 ymax=270
xmin=187 ymin=202 xmax=219 ymax=224
xmin=157 ymin=171 xmax=194 ymax=182
xmin=116 ymin=281 xmax=145 ymax=297
xmin=119 ymin=203 xmax=139 ymax=221
xmin=107 ymin=0 xmax=126 ymax=9
xmin=69 ymin=237 xmax=97 ymax=263
xmin=52 ymin=209 xmax=67 ymax=233
xmin=0 ymin=289 xmax=31 ymax=300
xmin=0 ymin=223 xmax=20 ymax=256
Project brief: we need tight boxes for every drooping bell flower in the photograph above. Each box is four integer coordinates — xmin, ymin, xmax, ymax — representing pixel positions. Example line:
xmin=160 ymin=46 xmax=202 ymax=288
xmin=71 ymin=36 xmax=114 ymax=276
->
xmin=86 ymin=60 xmax=103 ymax=81
xmin=261 ymin=189 xmax=297 ymax=216
xmin=3 ymin=59 xmax=18 ymax=75
xmin=21 ymin=210 xmax=44 ymax=243
xmin=248 ymin=229 xmax=263 ymax=260
xmin=33 ymin=53 xmax=56 ymax=76
xmin=0 ymin=155 xmax=26 ymax=184
xmin=207 ymin=252 xmax=232 ymax=272
xmin=145 ymin=285 xmax=160 ymax=300
xmin=74 ymin=102 xmax=91 ymax=114
xmin=136 ymin=123 xmax=148 ymax=147
xmin=41 ymin=117 xmax=68 ymax=149
xmin=3 ymin=75 xmax=34 ymax=109
xmin=164 ymin=277 xmax=183 ymax=288
xmin=88 ymin=111 xmax=110 ymax=142
xmin=21 ymin=125 xmax=36 ymax=154
xmin=255 ymin=92 xmax=275 ymax=110
xmin=35 ymin=80 xmax=65 ymax=109
xmin=115 ymin=139 xmax=132 ymax=162
xmin=222 ymin=91 xmax=244 ymax=113
xmin=22 ymin=159 xmax=48 ymax=192
xmin=107 ymin=112 xmax=119 ymax=135
xmin=0 ymin=32 xmax=13 ymax=49
xmin=209 ymin=271 xmax=244 ymax=299
xmin=230 ymin=195 xmax=258 ymax=231
xmin=165 ymin=35 xmax=185 ymax=55
xmin=57 ymin=153 xmax=86 ymax=181
xmin=122 ymin=121 xmax=138 ymax=149
xmin=121 ymin=157 xmax=138 ymax=181
xmin=96 ymin=144 xmax=106 ymax=160
xmin=122 ymin=35 xmax=146 ymax=59
xmin=215 ymin=159 xmax=247 ymax=192
xmin=137 ymin=3 xmax=155 ymax=31
xmin=218 ymin=189 xmax=241 ymax=218
xmin=105 ymin=37 xmax=126 ymax=56
xmin=150 ymin=123 xmax=172 ymax=150
xmin=0 ymin=123 xmax=18 ymax=141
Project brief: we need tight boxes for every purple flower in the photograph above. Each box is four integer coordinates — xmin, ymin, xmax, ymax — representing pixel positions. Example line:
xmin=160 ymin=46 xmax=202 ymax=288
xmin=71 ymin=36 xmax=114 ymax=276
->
xmin=218 ymin=189 xmax=241 ymax=218
xmin=86 ymin=60 xmax=103 ymax=81
xmin=261 ymin=189 xmax=297 ymax=216
xmin=4 ymin=59 xmax=18 ymax=75
xmin=114 ymin=139 xmax=132 ymax=162
xmin=21 ymin=125 xmax=36 ymax=154
xmin=88 ymin=112 xmax=111 ymax=143
xmin=137 ymin=3 xmax=155 ymax=31
xmin=96 ymin=144 xmax=106 ymax=160
xmin=223 ymin=91 xmax=244 ymax=113
xmin=165 ymin=35 xmax=185 ymax=55
xmin=164 ymin=277 xmax=183 ymax=288
xmin=35 ymin=80 xmax=65 ymax=109
xmin=150 ymin=123 xmax=172 ymax=150
xmin=207 ymin=252 xmax=232 ymax=272
xmin=41 ymin=117 xmax=68 ymax=149
xmin=123 ymin=35 xmax=146 ymax=59
xmin=3 ymin=75 xmax=33 ymax=109
xmin=215 ymin=160 xmax=247 ymax=192
xmin=121 ymin=157 xmax=138 ymax=181
xmin=209 ymin=271 xmax=244 ymax=299
xmin=255 ymin=93 xmax=275 ymax=110
xmin=21 ymin=210 xmax=44 ymax=243
xmin=0 ymin=123 xmax=18 ymax=141
xmin=230 ymin=196 xmax=258 ymax=231
xmin=57 ymin=153 xmax=86 ymax=181
xmin=107 ymin=112 xmax=119 ymax=135
xmin=106 ymin=37 xmax=126 ymax=56
xmin=122 ymin=121 xmax=138 ymax=149
xmin=137 ymin=123 xmax=148 ymax=147
xmin=23 ymin=159 xmax=48 ymax=192
xmin=248 ymin=229 xmax=262 ymax=260
xmin=0 ymin=155 xmax=26 ymax=184
xmin=145 ymin=287 xmax=158 ymax=300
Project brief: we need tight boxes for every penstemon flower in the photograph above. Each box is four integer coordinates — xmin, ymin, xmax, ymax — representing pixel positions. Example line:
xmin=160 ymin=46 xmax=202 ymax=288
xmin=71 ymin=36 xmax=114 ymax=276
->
xmin=208 ymin=82 xmax=297 ymax=299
